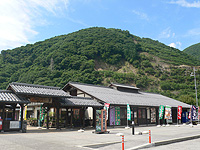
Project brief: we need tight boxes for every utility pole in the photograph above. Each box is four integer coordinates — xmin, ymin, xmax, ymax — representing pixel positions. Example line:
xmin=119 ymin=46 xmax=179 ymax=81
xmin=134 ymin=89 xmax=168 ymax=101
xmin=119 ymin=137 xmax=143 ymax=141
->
xmin=191 ymin=67 xmax=198 ymax=122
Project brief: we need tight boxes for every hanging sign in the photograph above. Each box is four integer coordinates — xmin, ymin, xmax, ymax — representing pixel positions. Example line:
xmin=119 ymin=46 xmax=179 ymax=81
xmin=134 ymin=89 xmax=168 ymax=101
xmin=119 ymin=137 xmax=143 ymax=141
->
xmin=165 ymin=106 xmax=172 ymax=120
xmin=159 ymin=105 xmax=164 ymax=119
xmin=178 ymin=106 xmax=182 ymax=120
xmin=127 ymin=104 xmax=131 ymax=121
xmin=115 ymin=107 xmax=120 ymax=125
xmin=191 ymin=105 xmax=197 ymax=121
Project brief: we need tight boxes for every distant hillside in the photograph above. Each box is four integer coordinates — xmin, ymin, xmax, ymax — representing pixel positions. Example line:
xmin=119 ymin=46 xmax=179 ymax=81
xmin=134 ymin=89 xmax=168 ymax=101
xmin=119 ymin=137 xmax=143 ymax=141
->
xmin=183 ymin=42 xmax=200 ymax=60
xmin=0 ymin=27 xmax=199 ymax=105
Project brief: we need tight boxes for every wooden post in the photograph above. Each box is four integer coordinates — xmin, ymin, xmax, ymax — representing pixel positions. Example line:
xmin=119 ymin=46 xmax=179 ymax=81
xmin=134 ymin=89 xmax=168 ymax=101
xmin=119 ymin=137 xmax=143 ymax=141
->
xmin=2 ymin=104 xmax=5 ymax=131
xmin=46 ymin=106 xmax=50 ymax=129
xmin=65 ymin=107 xmax=68 ymax=128
xmin=20 ymin=104 xmax=24 ymax=130
xmin=83 ymin=107 xmax=86 ymax=129
xmin=12 ymin=104 xmax=16 ymax=121
xmin=56 ymin=106 xmax=60 ymax=130
xmin=93 ymin=108 xmax=96 ymax=128
xmin=70 ymin=109 xmax=73 ymax=128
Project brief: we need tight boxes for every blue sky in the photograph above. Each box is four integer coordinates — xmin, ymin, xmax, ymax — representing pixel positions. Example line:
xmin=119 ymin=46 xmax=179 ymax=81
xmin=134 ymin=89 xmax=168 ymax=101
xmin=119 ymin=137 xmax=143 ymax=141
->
xmin=1 ymin=0 xmax=200 ymax=51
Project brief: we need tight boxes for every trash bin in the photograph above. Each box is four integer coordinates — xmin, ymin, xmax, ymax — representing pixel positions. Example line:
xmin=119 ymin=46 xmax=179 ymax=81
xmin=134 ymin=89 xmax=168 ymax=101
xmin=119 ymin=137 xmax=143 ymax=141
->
xmin=22 ymin=121 xmax=27 ymax=133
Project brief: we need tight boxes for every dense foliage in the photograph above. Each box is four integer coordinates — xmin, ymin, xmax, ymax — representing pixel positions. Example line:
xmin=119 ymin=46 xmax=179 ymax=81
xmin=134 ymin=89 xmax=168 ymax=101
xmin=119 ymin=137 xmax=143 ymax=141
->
xmin=183 ymin=42 xmax=200 ymax=60
xmin=0 ymin=27 xmax=199 ymax=105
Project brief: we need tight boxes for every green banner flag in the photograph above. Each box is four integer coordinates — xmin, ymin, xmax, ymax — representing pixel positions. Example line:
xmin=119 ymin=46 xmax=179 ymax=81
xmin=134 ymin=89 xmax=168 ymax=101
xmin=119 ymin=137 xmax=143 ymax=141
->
xmin=127 ymin=104 xmax=131 ymax=121
xmin=159 ymin=105 xmax=164 ymax=119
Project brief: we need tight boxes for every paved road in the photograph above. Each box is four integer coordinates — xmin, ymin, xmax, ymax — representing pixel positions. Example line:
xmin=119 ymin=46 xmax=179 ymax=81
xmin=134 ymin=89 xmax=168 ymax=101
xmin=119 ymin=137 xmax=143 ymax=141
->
xmin=142 ymin=138 xmax=200 ymax=150
xmin=0 ymin=125 xmax=200 ymax=150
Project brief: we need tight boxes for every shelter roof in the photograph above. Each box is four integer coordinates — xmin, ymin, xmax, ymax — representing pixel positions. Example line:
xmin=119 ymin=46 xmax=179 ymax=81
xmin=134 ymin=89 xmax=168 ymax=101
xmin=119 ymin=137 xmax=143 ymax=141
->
xmin=60 ymin=96 xmax=102 ymax=107
xmin=0 ymin=90 xmax=29 ymax=104
xmin=8 ymin=82 xmax=69 ymax=98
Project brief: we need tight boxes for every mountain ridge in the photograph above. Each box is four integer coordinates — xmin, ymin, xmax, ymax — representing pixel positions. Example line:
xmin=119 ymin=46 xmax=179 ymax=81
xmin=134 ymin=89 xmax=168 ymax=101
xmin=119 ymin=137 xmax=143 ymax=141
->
xmin=0 ymin=27 xmax=199 ymax=105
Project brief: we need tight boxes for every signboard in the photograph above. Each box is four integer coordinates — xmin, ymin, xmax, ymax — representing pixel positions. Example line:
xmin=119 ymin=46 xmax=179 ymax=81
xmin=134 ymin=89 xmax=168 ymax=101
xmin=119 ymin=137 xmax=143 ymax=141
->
xmin=151 ymin=108 xmax=156 ymax=123
xmin=165 ymin=106 xmax=172 ymax=120
xmin=178 ymin=106 xmax=182 ymax=120
xmin=109 ymin=106 xmax=115 ymax=125
xmin=95 ymin=109 xmax=107 ymax=132
xmin=101 ymin=109 xmax=107 ymax=132
xmin=159 ymin=105 xmax=164 ymax=119
xmin=115 ymin=107 xmax=120 ymax=125
xmin=30 ymin=97 xmax=52 ymax=103
xmin=96 ymin=110 xmax=102 ymax=132
xmin=191 ymin=105 xmax=197 ymax=121
xmin=73 ymin=109 xmax=80 ymax=119
xmin=127 ymin=104 xmax=131 ymax=121
xmin=10 ymin=121 xmax=20 ymax=129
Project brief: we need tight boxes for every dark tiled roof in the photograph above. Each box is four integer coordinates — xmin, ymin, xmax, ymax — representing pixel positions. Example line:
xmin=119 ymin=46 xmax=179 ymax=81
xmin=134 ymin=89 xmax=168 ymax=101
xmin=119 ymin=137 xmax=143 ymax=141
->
xmin=60 ymin=96 xmax=102 ymax=107
xmin=8 ymin=82 xmax=69 ymax=97
xmin=65 ymin=82 xmax=191 ymax=108
xmin=0 ymin=90 xmax=29 ymax=104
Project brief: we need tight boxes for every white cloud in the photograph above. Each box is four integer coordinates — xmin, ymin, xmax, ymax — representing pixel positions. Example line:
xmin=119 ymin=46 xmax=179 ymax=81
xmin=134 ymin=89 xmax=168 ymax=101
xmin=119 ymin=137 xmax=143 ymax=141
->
xmin=185 ymin=28 xmax=200 ymax=36
xmin=132 ymin=10 xmax=149 ymax=21
xmin=169 ymin=42 xmax=182 ymax=49
xmin=0 ymin=0 xmax=69 ymax=51
xmin=159 ymin=27 xmax=175 ymax=39
xmin=170 ymin=0 xmax=200 ymax=8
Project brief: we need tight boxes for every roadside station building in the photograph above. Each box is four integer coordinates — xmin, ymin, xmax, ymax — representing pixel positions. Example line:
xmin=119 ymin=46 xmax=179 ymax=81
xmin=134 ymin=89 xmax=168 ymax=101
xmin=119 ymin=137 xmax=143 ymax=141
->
xmin=63 ymin=82 xmax=191 ymax=126
xmin=0 ymin=81 xmax=191 ymax=132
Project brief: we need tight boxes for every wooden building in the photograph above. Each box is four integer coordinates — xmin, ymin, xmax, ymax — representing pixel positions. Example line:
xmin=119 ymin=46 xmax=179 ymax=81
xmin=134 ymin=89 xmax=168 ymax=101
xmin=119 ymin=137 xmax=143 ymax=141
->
xmin=63 ymin=82 xmax=191 ymax=126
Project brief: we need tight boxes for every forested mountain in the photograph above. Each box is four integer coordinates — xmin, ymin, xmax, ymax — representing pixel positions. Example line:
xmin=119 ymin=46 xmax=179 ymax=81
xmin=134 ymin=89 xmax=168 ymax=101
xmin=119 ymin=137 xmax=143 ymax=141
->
xmin=0 ymin=27 xmax=199 ymax=105
xmin=183 ymin=43 xmax=200 ymax=60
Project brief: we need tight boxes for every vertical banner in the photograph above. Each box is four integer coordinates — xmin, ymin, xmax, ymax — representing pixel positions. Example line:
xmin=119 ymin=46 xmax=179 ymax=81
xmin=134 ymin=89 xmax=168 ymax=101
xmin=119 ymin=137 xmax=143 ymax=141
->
xmin=104 ymin=103 xmax=110 ymax=120
xmin=127 ymin=104 xmax=131 ymax=121
xmin=109 ymin=106 xmax=115 ymax=125
xmin=115 ymin=107 xmax=120 ymax=125
xmin=198 ymin=106 xmax=200 ymax=121
xmin=178 ymin=106 xmax=182 ymax=120
xmin=159 ymin=105 xmax=164 ymax=119
xmin=19 ymin=106 xmax=21 ymax=120
xmin=191 ymin=105 xmax=197 ymax=121
xmin=165 ymin=106 xmax=172 ymax=119
xmin=24 ymin=106 xmax=27 ymax=120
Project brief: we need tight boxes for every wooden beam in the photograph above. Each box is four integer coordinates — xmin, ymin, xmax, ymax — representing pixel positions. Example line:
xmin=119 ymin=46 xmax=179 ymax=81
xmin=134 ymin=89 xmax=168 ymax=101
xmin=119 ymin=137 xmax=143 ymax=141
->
xmin=2 ymin=104 xmax=5 ymax=131
xmin=56 ymin=106 xmax=60 ymax=130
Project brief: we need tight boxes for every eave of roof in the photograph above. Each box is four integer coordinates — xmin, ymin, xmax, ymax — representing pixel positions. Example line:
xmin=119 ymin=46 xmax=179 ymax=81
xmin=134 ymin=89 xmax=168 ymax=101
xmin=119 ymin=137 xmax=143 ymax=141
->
xmin=8 ymin=82 xmax=70 ymax=98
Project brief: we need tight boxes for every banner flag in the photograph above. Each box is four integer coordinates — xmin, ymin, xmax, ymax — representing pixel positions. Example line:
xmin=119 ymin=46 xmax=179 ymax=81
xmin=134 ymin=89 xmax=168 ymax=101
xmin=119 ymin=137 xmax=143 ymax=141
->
xmin=198 ymin=106 xmax=200 ymax=121
xmin=188 ymin=109 xmax=191 ymax=119
xmin=165 ymin=106 xmax=172 ymax=120
xmin=159 ymin=105 xmax=165 ymax=119
xmin=127 ymin=104 xmax=131 ymax=120
xmin=191 ymin=105 xmax=197 ymax=121
xmin=24 ymin=106 xmax=27 ymax=120
xmin=178 ymin=106 xmax=182 ymax=120
xmin=104 ymin=103 xmax=110 ymax=120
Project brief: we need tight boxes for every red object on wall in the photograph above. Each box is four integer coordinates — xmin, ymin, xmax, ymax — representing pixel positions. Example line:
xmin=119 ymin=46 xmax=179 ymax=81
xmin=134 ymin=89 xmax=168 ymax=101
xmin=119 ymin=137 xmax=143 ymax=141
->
xmin=0 ymin=119 xmax=3 ymax=130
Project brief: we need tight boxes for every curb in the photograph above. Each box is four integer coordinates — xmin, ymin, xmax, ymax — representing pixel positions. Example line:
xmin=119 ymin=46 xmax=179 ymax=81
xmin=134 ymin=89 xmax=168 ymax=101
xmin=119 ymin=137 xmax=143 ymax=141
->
xmin=128 ymin=134 xmax=200 ymax=150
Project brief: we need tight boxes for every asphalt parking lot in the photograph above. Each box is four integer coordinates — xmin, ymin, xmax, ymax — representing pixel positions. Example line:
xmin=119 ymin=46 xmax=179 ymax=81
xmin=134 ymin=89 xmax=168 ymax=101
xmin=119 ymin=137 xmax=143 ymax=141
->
xmin=0 ymin=124 xmax=200 ymax=150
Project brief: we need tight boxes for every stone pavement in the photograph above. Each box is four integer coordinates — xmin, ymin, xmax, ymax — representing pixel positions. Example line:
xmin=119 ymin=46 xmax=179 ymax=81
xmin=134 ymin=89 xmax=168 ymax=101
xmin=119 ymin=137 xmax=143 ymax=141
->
xmin=0 ymin=124 xmax=200 ymax=150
